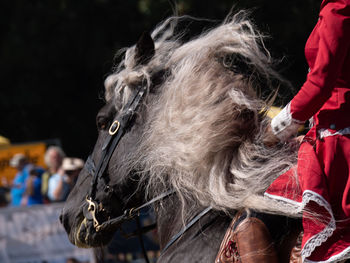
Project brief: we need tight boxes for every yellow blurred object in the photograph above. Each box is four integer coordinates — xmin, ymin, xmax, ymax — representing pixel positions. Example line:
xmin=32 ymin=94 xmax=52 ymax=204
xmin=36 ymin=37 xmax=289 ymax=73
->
xmin=266 ymin=106 xmax=282 ymax=119
xmin=0 ymin=142 xmax=47 ymax=187
xmin=266 ymin=106 xmax=304 ymax=133
xmin=0 ymin=136 xmax=10 ymax=146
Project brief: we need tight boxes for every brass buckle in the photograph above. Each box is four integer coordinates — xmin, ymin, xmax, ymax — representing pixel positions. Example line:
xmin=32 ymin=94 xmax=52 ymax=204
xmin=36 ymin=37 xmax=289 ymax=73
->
xmin=109 ymin=120 xmax=120 ymax=135
xmin=128 ymin=207 xmax=136 ymax=218
xmin=86 ymin=197 xmax=101 ymax=231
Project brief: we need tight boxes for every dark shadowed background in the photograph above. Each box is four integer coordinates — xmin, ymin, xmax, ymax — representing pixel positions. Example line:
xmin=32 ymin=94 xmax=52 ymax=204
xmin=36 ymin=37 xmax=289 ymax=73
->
xmin=0 ymin=0 xmax=320 ymax=159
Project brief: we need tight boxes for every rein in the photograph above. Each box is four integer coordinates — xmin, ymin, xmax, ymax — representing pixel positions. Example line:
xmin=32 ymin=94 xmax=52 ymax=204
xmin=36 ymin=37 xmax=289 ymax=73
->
xmin=93 ymin=189 xmax=176 ymax=232
xmin=161 ymin=206 xmax=212 ymax=255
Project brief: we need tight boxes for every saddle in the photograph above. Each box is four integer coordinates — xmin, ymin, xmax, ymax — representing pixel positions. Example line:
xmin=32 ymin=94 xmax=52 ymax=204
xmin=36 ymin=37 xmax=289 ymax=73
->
xmin=215 ymin=212 xmax=302 ymax=263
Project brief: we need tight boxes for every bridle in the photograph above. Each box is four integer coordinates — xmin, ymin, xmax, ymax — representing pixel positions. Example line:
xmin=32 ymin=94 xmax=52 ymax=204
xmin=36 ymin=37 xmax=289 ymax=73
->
xmin=83 ymin=81 xmax=149 ymax=231
xmin=82 ymin=80 xmax=213 ymax=262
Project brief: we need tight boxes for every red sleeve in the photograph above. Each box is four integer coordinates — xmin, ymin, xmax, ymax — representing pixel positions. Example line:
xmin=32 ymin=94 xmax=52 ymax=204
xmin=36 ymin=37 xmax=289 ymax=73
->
xmin=290 ymin=0 xmax=350 ymax=122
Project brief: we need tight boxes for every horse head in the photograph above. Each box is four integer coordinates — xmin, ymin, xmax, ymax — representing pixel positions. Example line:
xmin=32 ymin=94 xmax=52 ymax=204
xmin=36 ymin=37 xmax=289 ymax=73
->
xmin=61 ymin=14 xmax=297 ymax=250
xmin=60 ymin=31 xmax=160 ymax=247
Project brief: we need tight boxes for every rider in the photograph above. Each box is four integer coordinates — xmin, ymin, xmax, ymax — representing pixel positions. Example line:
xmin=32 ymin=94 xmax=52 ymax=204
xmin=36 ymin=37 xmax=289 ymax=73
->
xmin=217 ymin=0 xmax=350 ymax=262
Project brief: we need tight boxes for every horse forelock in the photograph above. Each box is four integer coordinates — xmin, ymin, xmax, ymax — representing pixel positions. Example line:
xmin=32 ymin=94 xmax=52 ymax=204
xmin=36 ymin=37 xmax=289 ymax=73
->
xmin=104 ymin=12 xmax=298 ymax=217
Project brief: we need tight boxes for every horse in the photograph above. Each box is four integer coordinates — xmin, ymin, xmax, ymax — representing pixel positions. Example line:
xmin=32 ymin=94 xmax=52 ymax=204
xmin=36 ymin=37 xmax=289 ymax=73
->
xmin=60 ymin=13 xmax=301 ymax=262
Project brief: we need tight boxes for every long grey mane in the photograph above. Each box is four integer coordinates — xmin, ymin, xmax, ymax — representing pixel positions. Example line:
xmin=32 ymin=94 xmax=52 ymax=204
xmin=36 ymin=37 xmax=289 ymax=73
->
xmin=104 ymin=13 xmax=299 ymax=217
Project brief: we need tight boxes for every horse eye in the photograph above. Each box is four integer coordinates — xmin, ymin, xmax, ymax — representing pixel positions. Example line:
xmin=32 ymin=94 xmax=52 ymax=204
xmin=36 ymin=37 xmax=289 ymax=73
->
xmin=97 ymin=118 xmax=108 ymax=130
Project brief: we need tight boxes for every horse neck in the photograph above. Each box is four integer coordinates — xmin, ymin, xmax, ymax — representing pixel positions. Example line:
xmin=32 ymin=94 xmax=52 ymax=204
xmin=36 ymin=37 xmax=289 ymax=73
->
xmin=154 ymin=195 xmax=185 ymax=250
xmin=154 ymin=195 xmax=231 ymax=262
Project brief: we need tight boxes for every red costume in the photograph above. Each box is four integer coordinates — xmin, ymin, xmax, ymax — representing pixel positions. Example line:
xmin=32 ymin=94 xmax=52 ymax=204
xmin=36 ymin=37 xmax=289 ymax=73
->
xmin=266 ymin=0 xmax=350 ymax=262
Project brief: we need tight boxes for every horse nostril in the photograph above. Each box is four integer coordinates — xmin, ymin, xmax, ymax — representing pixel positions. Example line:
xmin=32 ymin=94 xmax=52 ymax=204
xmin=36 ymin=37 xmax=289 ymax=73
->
xmin=59 ymin=214 xmax=63 ymax=224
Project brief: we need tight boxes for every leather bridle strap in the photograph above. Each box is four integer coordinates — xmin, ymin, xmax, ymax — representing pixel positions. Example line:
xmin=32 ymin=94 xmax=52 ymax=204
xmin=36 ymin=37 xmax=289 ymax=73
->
xmin=88 ymin=83 xmax=148 ymax=200
xmin=136 ymin=216 xmax=151 ymax=263
xmin=95 ymin=189 xmax=176 ymax=232
xmin=95 ymin=189 xmax=175 ymax=263
xmin=161 ymin=206 xmax=213 ymax=254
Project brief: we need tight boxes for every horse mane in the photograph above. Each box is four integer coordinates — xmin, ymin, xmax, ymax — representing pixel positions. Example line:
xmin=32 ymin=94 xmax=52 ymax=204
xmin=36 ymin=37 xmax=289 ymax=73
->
xmin=104 ymin=12 xmax=299 ymax=217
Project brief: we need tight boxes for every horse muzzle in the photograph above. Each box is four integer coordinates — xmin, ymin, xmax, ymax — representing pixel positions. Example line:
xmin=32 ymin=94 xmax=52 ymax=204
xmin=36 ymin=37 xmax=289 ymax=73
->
xmin=60 ymin=203 xmax=115 ymax=248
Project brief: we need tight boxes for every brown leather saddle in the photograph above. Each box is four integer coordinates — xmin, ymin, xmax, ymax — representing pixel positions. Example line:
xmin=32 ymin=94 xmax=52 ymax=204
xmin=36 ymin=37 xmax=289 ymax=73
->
xmin=215 ymin=211 xmax=302 ymax=263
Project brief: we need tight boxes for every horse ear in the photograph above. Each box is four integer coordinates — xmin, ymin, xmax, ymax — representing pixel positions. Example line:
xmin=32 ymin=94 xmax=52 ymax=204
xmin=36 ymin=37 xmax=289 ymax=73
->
xmin=135 ymin=31 xmax=155 ymax=65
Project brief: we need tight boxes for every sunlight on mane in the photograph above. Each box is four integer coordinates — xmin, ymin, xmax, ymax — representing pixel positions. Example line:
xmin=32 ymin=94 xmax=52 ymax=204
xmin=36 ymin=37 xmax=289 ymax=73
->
xmin=104 ymin=12 xmax=299 ymax=217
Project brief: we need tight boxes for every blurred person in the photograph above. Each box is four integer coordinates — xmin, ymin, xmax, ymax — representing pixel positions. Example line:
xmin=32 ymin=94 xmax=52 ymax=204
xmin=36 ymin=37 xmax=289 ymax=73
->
xmin=0 ymin=191 xmax=8 ymax=207
xmin=41 ymin=146 xmax=65 ymax=203
xmin=47 ymin=157 xmax=83 ymax=202
xmin=25 ymin=167 xmax=45 ymax=206
xmin=0 ymin=180 xmax=10 ymax=207
xmin=8 ymin=153 xmax=32 ymax=206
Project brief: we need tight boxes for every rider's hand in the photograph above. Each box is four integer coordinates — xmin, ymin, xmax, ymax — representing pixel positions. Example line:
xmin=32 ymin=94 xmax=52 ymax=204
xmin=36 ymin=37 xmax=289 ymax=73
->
xmin=294 ymin=135 xmax=305 ymax=145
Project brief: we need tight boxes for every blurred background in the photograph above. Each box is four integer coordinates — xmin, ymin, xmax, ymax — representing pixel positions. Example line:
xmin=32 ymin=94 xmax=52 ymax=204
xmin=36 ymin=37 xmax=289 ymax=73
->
xmin=0 ymin=0 xmax=320 ymax=159
xmin=0 ymin=1 xmax=320 ymax=262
